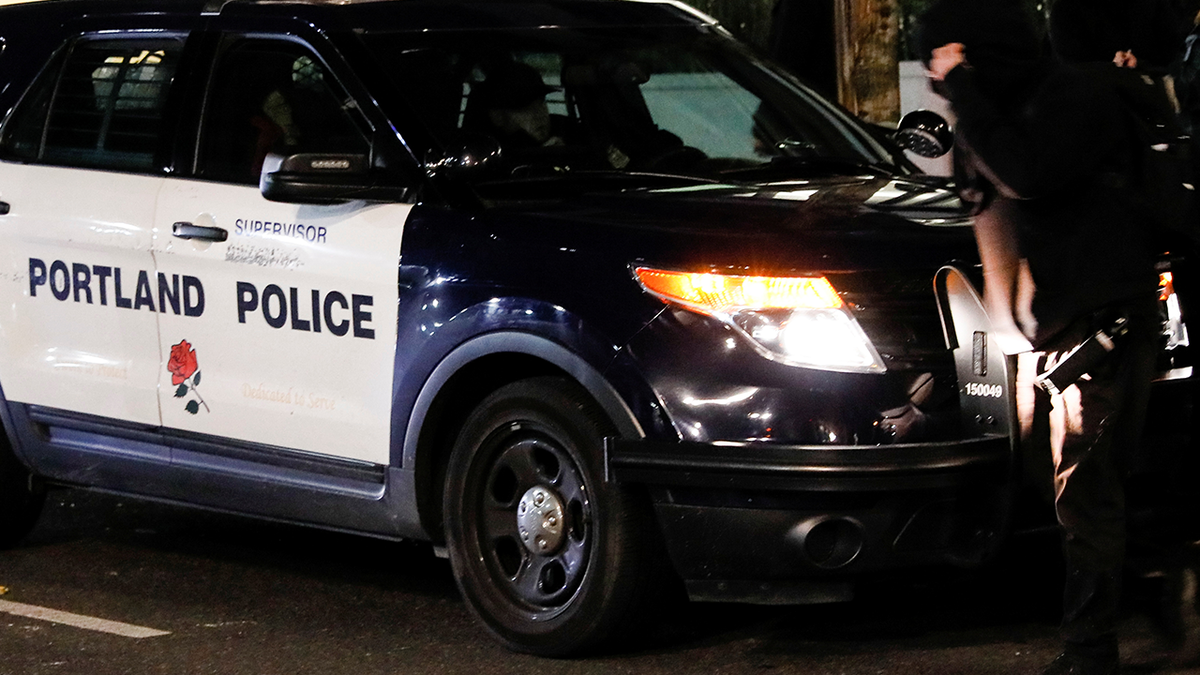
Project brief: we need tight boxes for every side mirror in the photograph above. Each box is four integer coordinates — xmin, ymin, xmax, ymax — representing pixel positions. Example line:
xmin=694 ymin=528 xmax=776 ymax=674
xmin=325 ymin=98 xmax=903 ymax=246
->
xmin=260 ymin=153 xmax=407 ymax=204
xmin=894 ymin=110 xmax=954 ymax=159
xmin=424 ymin=134 xmax=502 ymax=179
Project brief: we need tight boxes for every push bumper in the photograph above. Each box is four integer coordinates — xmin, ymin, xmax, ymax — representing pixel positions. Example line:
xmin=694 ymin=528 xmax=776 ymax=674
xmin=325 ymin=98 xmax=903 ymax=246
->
xmin=605 ymin=435 xmax=1014 ymax=604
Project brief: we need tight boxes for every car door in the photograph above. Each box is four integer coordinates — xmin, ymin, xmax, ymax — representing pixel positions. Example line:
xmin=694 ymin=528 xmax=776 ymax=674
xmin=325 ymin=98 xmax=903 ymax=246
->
xmin=153 ymin=33 xmax=410 ymax=465
xmin=0 ymin=33 xmax=188 ymax=429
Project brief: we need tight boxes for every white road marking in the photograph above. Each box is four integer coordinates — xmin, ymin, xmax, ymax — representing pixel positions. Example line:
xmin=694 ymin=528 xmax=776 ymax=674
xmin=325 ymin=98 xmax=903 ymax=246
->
xmin=0 ymin=599 xmax=170 ymax=638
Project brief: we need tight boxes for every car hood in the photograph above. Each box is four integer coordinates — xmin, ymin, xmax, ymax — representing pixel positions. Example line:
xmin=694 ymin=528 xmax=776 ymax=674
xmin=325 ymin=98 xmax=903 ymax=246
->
xmin=645 ymin=173 xmax=970 ymax=228
xmin=482 ymin=173 xmax=977 ymax=274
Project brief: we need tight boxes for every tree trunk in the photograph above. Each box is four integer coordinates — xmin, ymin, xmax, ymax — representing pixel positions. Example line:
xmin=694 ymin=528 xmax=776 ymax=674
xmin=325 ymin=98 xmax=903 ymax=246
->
xmin=687 ymin=0 xmax=901 ymax=125
xmin=834 ymin=0 xmax=901 ymax=124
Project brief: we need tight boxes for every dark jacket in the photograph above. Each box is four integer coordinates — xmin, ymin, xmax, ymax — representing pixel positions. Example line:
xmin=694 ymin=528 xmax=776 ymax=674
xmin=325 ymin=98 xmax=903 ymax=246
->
xmin=918 ymin=0 xmax=1160 ymax=347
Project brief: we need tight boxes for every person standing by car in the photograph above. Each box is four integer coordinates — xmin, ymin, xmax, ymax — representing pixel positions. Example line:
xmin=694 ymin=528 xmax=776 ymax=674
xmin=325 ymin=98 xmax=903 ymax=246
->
xmin=1174 ymin=5 xmax=1200 ymax=141
xmin=918 ymin=1 xmax=1163 ymax=673
xmin=1048 ymin=1 xmax=1200 ymax=667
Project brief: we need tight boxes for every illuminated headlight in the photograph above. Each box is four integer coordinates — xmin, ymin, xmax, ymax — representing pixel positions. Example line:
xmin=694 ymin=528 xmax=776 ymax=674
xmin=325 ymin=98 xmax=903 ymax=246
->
xmin=1160 ymin=271 xmax=1190 ymax=350
xmin=635 ymin=267 xmax=886 ymax=373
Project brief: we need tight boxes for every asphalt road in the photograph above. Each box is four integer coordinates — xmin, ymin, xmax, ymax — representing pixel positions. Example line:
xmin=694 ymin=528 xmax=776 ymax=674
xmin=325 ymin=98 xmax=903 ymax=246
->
xmin=0 ymin=488 xmax=1196 ymax=675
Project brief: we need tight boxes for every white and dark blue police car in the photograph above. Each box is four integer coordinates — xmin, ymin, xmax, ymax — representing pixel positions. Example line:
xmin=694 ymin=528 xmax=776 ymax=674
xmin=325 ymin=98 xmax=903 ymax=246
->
xmin=0 ymin=0 xmax=1194 ymax=657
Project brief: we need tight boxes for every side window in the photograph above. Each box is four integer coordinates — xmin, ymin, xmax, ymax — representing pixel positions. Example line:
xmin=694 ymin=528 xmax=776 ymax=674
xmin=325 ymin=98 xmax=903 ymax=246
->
xmin=199 ymin=38 xmax=370 ymax=185
xmin=1 ymin=37 xmax=184 ymax=171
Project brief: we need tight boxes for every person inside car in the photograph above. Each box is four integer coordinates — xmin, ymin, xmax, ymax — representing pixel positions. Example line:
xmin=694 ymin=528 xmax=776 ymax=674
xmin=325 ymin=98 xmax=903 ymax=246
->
xmin=475 ymin=61 xmax=573 ymax=150
xmin=471 ymin=59 xmax=633 ymax=170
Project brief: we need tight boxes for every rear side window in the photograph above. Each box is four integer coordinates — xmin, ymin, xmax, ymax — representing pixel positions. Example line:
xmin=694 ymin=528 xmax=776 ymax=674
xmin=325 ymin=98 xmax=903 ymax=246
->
xmin=198 ymin=37 xmax=370 ymax=185
xmin=1 ymin=36 xmax=184 ymax=172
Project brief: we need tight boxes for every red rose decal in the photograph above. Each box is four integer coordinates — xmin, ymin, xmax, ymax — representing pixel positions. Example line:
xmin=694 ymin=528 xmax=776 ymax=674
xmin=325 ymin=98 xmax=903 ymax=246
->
xmin=168 ymin=339 xmax=208 ymax=414
xmin=168 ymin=340 xmax=199 ymax=385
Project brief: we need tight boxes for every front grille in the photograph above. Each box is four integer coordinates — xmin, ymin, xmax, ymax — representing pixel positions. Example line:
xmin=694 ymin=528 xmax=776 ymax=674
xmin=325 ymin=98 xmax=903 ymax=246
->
xmin=828 ymin=269 xmax=957 ymax=373
xmin=828 ymin=268 xmax=963 ymax=441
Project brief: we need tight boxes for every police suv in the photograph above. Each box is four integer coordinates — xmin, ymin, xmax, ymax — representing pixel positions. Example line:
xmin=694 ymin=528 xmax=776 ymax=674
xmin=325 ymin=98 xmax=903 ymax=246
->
xmin=0 ymin=0 xmax=1192 ymax=657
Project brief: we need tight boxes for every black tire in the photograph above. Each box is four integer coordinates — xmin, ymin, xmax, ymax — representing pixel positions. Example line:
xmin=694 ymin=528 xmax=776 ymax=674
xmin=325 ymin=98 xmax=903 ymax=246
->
xmin=443 ymin=377 xmax=660 ymax=656
xmin=0 ymin=432 xmax=44 ymax=549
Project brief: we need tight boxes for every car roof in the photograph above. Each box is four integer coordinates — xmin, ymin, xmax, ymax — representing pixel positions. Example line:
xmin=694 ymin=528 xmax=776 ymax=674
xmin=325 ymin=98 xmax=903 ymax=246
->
xmin=0 ymin=0 xmax=715 ymax=26
xmin=0 ymin=0 xmax=205 ymax=16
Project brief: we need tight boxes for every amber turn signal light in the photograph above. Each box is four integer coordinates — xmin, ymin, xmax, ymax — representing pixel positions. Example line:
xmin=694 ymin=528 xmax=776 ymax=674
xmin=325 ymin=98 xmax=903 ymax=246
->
xmin=634 ymin=267 xmax=843 ymax=316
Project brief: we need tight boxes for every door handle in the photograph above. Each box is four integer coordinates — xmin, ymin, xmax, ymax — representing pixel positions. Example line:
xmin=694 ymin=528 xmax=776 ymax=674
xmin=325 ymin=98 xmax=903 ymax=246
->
xmin=0 ymin=201 xmax=10 ymax=215
xmin=172 ymin=221 xmax=228 ymax=242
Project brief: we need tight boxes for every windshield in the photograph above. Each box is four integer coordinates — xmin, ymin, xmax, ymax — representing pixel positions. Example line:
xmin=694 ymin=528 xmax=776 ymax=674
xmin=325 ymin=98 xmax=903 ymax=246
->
xmin=361 ymin=26 xmax=904 ymax=185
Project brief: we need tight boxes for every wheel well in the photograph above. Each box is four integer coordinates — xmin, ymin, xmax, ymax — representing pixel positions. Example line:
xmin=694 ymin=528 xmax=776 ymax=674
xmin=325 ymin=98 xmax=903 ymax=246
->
xmin=413 ymin=353 xmax=570 ymax=543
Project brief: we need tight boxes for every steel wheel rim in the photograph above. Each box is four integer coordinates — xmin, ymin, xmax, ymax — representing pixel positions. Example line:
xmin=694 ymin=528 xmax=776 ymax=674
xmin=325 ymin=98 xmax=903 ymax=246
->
xmin=471 ymin=423 xmax=592 ymax=611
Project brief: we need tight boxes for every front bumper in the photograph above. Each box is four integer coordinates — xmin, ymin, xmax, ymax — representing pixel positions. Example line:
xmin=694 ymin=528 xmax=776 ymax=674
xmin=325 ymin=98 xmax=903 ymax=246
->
xmin=605 ymin=435 xmax=1014 ymax=604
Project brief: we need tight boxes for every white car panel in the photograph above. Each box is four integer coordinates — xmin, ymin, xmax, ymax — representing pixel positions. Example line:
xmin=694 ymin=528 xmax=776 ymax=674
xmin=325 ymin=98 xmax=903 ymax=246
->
xmin=153 ymin=179 xmax=408 ymax=464
xmin=0 ymin=162 xmax=164 ymax=425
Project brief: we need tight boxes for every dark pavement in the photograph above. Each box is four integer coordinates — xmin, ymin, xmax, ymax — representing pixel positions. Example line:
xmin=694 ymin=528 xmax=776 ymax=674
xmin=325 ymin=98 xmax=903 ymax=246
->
xmin=0 ymin=489 xmax=1196 ymax=675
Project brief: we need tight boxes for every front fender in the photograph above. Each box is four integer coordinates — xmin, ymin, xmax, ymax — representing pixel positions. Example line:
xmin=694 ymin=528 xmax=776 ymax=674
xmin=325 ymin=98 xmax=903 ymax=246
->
xmin=401 ymin=329 xmax=645 ymax=472
xmin=385 ymin=293 xmax=653 ymax=541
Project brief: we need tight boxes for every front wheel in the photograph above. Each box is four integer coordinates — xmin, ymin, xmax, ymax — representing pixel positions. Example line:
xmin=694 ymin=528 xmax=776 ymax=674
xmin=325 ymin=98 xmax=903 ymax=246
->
xmin=443 ymin=377 xmax=661 ymax=656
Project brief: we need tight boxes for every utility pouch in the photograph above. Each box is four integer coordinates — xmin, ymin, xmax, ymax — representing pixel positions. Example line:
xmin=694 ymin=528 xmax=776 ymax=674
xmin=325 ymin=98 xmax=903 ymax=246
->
xmin=1034 ymin=315 xmax=1130 ymax=396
